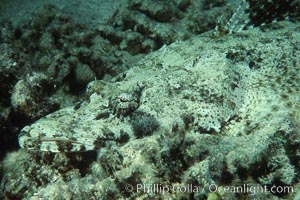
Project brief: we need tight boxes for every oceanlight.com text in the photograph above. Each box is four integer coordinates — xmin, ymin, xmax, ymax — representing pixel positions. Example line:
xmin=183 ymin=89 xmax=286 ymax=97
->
xmin=125 ymin=183 xmax=294 ymax=196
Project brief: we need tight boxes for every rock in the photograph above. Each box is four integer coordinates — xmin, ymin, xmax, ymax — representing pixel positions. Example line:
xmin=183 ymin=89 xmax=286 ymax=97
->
xmin=3 ymin=20 xmax=300 ymax=199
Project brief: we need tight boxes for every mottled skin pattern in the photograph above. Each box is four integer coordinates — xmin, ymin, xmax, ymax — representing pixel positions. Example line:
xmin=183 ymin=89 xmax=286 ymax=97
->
xmin=19 ymin=84 xmax=143 ymax=152
xmin=18 ymin=22 xmax=300 ymax=153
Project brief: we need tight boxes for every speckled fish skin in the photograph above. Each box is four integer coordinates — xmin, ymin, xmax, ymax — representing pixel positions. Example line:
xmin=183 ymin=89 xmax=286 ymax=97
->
xmin=18 ymin=92 xmax=133 ymax=152
xmin=19 ymin=21 xmax=300 ymax=153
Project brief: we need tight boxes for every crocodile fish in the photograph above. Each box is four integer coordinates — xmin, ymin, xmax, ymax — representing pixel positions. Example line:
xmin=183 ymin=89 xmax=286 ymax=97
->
xmin=18 ymin=93 xmax=133 ymax=152
xmin=18 ymin=21 xmax=300 ymax=152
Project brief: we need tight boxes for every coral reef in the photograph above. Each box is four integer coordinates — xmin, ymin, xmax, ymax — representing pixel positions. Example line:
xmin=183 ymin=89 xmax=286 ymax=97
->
xmin=2 ymin=20 xmax=299 ymax=199
xmin=0 ymin=1 xmax=230 ymax=158
xmin=1 ymin=0 xmax=300 ymax=200
xmin=11 ymin=72 xmax=58 ymax=120
xmin=102 ymin=0 xmax=231 ymax=50
xmin=1 ymin=150 xmax=95 ymax=199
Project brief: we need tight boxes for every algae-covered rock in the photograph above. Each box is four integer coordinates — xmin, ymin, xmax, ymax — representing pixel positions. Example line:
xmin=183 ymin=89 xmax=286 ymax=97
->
xmin=11 ymin=72 xmax=59 ymax=120
xmin=2 ymin=21 xmax=300 ymax=199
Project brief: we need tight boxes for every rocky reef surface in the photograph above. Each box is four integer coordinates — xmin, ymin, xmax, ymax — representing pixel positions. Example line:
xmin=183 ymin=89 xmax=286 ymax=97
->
xmin=1 ymin=0 xmax=300 ymax=200
xmin=0 ymin=0 xmax=233 ymax=161
xmin=2 ymin=19 xmax=300 ymax=199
